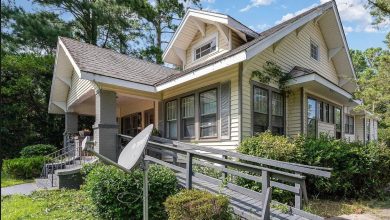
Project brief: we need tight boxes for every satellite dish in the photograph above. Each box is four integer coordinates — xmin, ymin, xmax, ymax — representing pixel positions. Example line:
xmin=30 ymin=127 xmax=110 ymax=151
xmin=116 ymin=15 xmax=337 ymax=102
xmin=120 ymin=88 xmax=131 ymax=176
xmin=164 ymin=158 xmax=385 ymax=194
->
xmin=118 ymin=124 xmax=153 ymax=170
xmin=81 ymin=136 xmax=90 ymax=151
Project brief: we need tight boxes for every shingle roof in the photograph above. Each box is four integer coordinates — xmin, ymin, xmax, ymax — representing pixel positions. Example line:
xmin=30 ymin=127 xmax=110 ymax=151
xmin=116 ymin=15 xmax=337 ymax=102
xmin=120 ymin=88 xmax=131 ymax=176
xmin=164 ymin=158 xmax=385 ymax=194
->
xmin=60 ymin=37 xmax=181 ymax=86
xmin=155 ymin=1 xmax=333 ymax=86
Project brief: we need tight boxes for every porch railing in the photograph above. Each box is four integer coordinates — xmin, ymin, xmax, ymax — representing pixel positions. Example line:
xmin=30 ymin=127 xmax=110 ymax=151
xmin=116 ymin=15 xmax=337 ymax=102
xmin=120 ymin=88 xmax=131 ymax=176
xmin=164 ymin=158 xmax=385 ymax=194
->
xmin=117 ymin=134 xmax=332 ymax=219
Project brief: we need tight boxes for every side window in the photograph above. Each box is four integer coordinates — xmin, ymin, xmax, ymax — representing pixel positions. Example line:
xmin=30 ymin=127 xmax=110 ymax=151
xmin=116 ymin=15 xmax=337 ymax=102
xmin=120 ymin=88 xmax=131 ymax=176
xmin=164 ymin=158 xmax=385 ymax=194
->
xmin=253 ymin=87 xmax=269 ymax=134
xmin=199 ymin=89 xmax=218 ymax=138
xmin=271 ymin=92 xmax=284 ymax=135
xmin=166 ymin=100 xmax=178 ymax=139
xmin=181 ymin=95 xmax=195 ymax=138
xmin=310 ymin=41 xmax=319 ymax=60
xmin=335 ymin=107 xmax=341 ymax=139
xmin=307 ymin=98 xmax=317 ymax=138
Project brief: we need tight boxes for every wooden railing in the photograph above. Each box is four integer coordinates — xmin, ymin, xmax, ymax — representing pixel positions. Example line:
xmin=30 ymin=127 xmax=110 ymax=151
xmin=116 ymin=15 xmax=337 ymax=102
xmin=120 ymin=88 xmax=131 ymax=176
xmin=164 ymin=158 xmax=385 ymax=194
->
xmin=118 ymin=134 xmax=332 ymax=220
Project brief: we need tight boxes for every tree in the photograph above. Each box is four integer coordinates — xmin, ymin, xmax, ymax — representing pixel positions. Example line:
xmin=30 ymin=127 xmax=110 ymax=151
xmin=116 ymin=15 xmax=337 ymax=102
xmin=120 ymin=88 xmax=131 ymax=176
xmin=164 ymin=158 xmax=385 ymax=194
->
xmin=34 ymin=0 xmax=142 ymax=54
xmin=367 ymin=0 xmax=390 ymax=26
xmin=137 ymin=0 xmax=201 ymax=63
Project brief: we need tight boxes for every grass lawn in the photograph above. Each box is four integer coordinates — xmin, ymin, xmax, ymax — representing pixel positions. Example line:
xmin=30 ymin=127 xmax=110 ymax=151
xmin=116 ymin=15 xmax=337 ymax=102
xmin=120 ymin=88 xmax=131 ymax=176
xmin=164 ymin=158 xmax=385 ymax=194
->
xmin=1 ymin=175 xmax=34 ymax=187
xmin=305 ymin=196 xmax=390 ymax=218
xmin=1 ymin=189 xmax=98 ymax=219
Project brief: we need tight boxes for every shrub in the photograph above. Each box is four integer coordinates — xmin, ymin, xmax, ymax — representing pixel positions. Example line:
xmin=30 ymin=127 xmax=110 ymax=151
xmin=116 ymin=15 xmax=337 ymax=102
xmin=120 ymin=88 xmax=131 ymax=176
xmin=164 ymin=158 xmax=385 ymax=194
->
xmin=236 ymin=133 xmax=390 ymax=200
xmin=20 ymin=144 xmax=57 ymax=157
xmin=83 ymin=164 xmax=178 ymax=219
xmin=2 ymin=156 xmax=47 ymax=179
xmin=80 ymin=161 xmax=102 ymax=179
xmin=164 ymin=189 xmax=231 ymax=220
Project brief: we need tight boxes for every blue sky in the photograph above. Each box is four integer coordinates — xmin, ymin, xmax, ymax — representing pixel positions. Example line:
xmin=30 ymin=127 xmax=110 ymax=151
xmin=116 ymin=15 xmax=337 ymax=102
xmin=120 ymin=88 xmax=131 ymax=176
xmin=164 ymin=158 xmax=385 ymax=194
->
xmin=16 ymin=0 xmax=389 ymax=50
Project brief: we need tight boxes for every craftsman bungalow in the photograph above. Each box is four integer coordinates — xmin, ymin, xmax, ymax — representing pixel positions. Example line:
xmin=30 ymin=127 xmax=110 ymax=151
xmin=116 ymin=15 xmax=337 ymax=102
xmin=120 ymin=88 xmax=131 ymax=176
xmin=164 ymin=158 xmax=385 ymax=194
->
xmin=49 ymin=1 xmax=378 ymax=161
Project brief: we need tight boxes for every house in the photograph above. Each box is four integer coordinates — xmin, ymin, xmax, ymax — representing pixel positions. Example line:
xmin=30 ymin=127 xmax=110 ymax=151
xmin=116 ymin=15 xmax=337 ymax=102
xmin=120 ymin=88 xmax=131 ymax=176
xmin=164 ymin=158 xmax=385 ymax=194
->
xmin=49 ymin=0 xmax=378 ymax=161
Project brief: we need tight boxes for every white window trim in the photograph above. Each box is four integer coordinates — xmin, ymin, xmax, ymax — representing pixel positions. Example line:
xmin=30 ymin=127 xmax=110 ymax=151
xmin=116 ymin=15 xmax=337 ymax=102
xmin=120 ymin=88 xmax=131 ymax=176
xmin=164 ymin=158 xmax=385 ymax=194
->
xmin=310 ymin=39 xmax=319 ymax=61
xmin=192 ymin=32 xmax=219 ymax=61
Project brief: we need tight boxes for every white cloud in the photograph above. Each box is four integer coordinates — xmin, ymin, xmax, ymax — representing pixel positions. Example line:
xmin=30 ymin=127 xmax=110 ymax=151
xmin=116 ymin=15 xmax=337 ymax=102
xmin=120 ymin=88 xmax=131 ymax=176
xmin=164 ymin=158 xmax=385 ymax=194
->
xmin=275 ymin=3 xmax=318 ymax=24
xmin=344 ymin=26 xmax=354 ymax=33
xmin=201 ymin=0 xmax=215 ymax=3
xmin=202 ymin=6 xmax=219 ymax=13
xmin=240 ymin=0 xmax=274 ymax=12
xmin=256 ymin=23 xmax=271 ymax=31
xmin=320 ymin=0 xmax=389 ymax=33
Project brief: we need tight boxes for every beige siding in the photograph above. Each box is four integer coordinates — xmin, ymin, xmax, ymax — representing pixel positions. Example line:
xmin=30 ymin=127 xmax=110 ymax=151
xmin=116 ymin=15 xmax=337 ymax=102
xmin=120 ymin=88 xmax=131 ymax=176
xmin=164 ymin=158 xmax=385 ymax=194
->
xmin=286 ymin=89 xmax=302 ymax=136
xmin=355 ymin=115 xmax=365 ymax=142
xmin=162 ymin=65 xmax=239 ymax=150
xmin=242 ymin=22 xmax=340 ymax=137
xmin=318 ymin=122 xmax=335 ymax=137
xmin=231 ymin=31 xmax=245 ymax=49
xmin=185 ymin=24 xmax=229 ymax=70
xmin=67 ymin=72 xmax=95 ymax=108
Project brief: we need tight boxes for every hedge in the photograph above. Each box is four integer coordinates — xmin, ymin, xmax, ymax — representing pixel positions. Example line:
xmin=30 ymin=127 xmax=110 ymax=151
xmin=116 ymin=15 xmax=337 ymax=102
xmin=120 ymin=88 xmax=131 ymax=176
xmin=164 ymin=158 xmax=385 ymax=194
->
xmin=164 ymin=189 xmax=231 ymax=220
xmin=83 ymin=164 xmax=178 ymax=219
xmin=20 ymin=144 xmax=57 ymax=158
xmin=2 ymin=156 xmax=47 ymax=179
xmin=237 ymin=132 xmax=390 ymax=200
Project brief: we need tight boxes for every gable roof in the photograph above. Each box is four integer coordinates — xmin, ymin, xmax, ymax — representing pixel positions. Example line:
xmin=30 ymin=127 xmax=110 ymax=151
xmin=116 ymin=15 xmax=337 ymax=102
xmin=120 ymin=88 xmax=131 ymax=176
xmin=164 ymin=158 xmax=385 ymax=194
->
xmin=59 ymin=37 xmax=181 ymax=86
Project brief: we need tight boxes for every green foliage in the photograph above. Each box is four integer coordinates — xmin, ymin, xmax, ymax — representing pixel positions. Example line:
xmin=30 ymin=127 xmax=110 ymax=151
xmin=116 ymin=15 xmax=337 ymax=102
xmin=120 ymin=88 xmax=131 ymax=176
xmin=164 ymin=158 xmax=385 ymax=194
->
xmin=83 ymin=164 xmax=178 ymax=219
xmin=20 ymin=144 xmax=57 ymax=158
xmin=251 ymin=61 xmax=292 ymax=90
xmin=1 ymin=174 xmax=34 ymax=187
xmin=2 ymin=156 xmax=47 ymax=179
xmin=1 ymin=189 xmax=97 ymax=219
xmin=164 ymin=189 xmax=232 ymax=220
xmin=367 ymin=0 xmax=390 ymax=25
xmin=236 ymin=133 xmax=390 ymax=200
xmin=378 ymin=127 xmax=390 ymax=147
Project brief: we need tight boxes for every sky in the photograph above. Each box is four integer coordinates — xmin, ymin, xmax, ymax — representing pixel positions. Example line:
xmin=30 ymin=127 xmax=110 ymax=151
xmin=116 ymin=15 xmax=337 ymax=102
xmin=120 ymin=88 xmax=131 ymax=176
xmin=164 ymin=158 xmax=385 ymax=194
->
xmin=16 ymin=0 xmax=389 ymax=50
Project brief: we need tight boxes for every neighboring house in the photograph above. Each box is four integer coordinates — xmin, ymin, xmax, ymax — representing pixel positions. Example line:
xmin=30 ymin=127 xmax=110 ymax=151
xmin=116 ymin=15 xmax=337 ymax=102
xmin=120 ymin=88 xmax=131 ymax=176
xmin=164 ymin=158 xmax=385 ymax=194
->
xmin=49 ymin=1 xmax=378 ymax=161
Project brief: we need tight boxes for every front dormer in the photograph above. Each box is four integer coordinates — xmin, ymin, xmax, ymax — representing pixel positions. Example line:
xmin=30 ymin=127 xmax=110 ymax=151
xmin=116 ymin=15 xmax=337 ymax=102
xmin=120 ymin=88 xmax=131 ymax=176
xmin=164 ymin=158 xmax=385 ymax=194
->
xmin=163 ymin=9 xmax=258 ymax=70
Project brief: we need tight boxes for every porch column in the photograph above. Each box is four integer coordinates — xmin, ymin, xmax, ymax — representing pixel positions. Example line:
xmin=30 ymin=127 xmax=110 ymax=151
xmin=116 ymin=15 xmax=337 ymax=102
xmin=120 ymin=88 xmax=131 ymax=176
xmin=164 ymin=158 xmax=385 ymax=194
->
xmin=93 ymin=90 xmax=118 ymax=161
xmin=64 ymin=112 xmax=78 ymax=147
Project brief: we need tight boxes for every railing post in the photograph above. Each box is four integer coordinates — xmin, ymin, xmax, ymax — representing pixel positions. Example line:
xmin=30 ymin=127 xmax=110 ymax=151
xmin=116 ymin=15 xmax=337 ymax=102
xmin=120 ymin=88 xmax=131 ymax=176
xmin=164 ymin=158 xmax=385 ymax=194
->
xmin=295 ymin=172 xmax=303 ymax=209
xmin=143 ymin=160 xmax=149 ymax=220
xmin=261 ymin=170 xmax=270 ymax=201
xmin=186 ymin=152 xmax=193 ymax=189
xmin=222 ymin=155 xmax=228 ymax=181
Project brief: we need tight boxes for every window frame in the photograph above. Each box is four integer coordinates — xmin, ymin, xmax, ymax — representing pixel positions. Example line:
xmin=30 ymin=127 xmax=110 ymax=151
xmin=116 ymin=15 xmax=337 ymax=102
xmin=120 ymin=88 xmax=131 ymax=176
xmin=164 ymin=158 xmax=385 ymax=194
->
xmin=181 ymin=95 xmax=195 ymax=139
xmin=345 ymin=115 xmax=354 ymax=135
xmin=199 ymin=88 xmax=219 ymax=139
xmin=307 ymin=97 xmax=318 ymax=138
xmin=251 ymin=82 xmax=285 ymax=136
xmin=192 ymin=33 xmax=218 ymax=61
xmin=310 ymin=40 xmax=319 ymax=61
xmin=165 ymin=99 xmax=178 ymax=140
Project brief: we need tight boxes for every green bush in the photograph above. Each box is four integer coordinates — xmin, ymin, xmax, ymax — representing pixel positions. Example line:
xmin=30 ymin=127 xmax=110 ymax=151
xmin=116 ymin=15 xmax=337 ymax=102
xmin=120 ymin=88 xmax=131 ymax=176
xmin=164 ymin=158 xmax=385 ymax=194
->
xmin=83 ymin=164 xmax=178 ymax=219
xmin=164 ymin=189 xmax=231 ymax=220
xmin=378 ymin=127 xmax=390 ymax=147
xmin=2 ymin=156 xmax=47 ymax=179
xmin=20 ymin=144 xmax=57 ymax=157
xmin=236 ymin=132 xmax=390 ymax=200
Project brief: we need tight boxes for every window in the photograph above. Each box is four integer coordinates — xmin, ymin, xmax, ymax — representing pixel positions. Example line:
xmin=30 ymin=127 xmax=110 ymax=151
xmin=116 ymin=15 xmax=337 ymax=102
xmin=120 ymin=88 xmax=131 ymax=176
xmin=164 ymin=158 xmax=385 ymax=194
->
xmin=307 ymin=98 xmax=317 ymax=138
xmin=319 ymin=102 xmax=324 ymax=122
xmin=200 ymin=89 xmax=218 ymax=138
xmin=325 ymin=104 xmax=330 ymax=123
xmin=345 ymin=115 xmax=354 ymax=134
xmin=272 ymin=92 xmax=284 ymax=135
xmin=253 ymin=87 xmax=269 ymax=134
xmin=194 ymin=38 xmax=216 ymax=60
xmin=310 ymin=41 xmax=319 ymax=60
xmin=335 ymin=107 xmax=341 ymax=139
xmin=181 ymin=95 xmax=195 ymax=138
xmin=253 ymin=86 xmax=284 ymax=135
xmin=166 ymin=100 xmax=177 ymax=139
xmin=366 ymin=119 xmax=371 ymax=141
xmin=329 ymin=106 xmax=334 ymax=124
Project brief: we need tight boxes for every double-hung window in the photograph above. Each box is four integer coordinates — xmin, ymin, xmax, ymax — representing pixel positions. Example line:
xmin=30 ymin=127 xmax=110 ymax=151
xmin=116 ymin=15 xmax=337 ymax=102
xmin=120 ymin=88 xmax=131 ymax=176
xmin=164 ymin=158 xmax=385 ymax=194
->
xmin=345 ymin=115 xmax=354 ymax=134
xmin=307 ymin=98 xmax=317 ymax=138
xmin=200 ymin=89 xmax=218 ymax=138
xmin=166 ymin=100 xmax=177 ymax=139
xmin=325 ymin=103 xmax=330 ymax=123
xmin=194 ymin=38 xmax=217 ymax=60
xmin=181 ymin=95 xmax=195 ymax=138
xmin=310 ymin=41 xmax=319 ymax=60
xmin=335 ymin=107 xmax=341 ymax=139
xmin=253 ymin=86 xmax=284 ymax=135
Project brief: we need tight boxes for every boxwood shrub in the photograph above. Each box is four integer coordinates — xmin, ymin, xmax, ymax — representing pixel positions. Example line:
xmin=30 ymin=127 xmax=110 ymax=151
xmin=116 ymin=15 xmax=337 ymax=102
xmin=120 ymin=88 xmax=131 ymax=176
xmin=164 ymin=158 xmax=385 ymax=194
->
xmin=83 ymin=164 xmax=178 ymax=219
xmin=164 ymin=189 xmax=231 ymax=220
xmin=20 ymin=144 xmax=57 ymax=157
xmin=2 ymin=156 xmax=47 ymax=179
xmin=236 ymin=132 xmax=390 ymax=200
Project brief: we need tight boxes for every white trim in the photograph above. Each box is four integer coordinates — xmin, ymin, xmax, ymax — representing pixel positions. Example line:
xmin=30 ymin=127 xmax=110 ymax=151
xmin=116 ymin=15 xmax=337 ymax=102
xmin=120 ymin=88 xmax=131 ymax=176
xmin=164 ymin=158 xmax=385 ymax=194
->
xmin=328 ymin=47 xmax=343 ymax=61
xmin=81 ymin=71 xmax=157 ymax=93
xmin=48 ymin=41 xmax=61 ymax=113
xmin=56 ymin=75 xmax=71 ymax=87
xmin=156 ymin=51 xmax=246 ymax=91
xmin=53 ymin=101 xmax=67 ymax=111
xmin=192 ymin=32 xmax=218 ymax=61
xmin=215 ymin=23 xmax=229 ymax=42
xmin=173 ymin=47 xmax=186 ymax=65
xmin=58 ymin=38 xmax=81 ymax=77
xmin=193 ymin=18 xmax=206 ymax=37
xmin=246 ymin=7 xmax=328 ymax=59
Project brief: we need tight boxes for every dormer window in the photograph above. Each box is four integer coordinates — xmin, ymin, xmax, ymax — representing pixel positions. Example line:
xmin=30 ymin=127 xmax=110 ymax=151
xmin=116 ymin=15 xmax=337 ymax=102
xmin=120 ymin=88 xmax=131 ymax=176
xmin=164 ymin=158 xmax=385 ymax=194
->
xmin=310 ymin=41 xmax=319 ymax=60
xmin=194 ymin=37 xmax=217 ymax=60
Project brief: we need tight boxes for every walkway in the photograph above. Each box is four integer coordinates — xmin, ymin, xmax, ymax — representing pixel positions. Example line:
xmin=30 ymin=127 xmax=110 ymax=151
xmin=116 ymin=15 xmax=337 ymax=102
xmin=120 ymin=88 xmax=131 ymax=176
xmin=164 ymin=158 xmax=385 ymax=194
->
xmin=1 ymin=183 xmax=38 ymax=196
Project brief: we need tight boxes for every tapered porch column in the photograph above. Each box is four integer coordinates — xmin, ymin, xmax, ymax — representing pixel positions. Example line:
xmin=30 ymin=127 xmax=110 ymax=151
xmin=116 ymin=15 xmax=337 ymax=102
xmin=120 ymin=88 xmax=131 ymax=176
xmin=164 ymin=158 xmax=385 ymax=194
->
xmin=64 ymin=112 xmax=78 ymax=147
xmin=93 ymin=90 xmax=118 ymax=161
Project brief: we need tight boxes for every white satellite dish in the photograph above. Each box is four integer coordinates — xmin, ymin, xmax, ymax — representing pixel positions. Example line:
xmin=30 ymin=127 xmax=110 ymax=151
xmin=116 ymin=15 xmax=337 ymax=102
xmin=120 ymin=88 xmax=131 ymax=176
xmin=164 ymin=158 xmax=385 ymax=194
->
xmin=118 ymin=124 xmax=153 ymax=170
xmin=81 ymin=136 xmax=90 ymax=151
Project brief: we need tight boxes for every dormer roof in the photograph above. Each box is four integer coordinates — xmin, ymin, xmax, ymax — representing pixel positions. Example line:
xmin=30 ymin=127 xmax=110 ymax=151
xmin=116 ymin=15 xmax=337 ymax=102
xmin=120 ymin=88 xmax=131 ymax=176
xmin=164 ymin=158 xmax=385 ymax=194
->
xmin=162 ymin=8 xmax=259 ymax=66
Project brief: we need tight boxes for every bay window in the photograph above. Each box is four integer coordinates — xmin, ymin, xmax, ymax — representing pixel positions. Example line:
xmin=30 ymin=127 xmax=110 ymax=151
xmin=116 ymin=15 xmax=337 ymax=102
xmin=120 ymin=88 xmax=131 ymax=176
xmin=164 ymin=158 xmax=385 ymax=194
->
xmin=200 ymin=89 xmax=218 ymax=138
xmin=166 ymin=100 xmax=177 ymax=139
xmin=307 ymin=98 xmax=317 ymax=138
xmin=181 ymin=95 xmax=195 ymax=138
